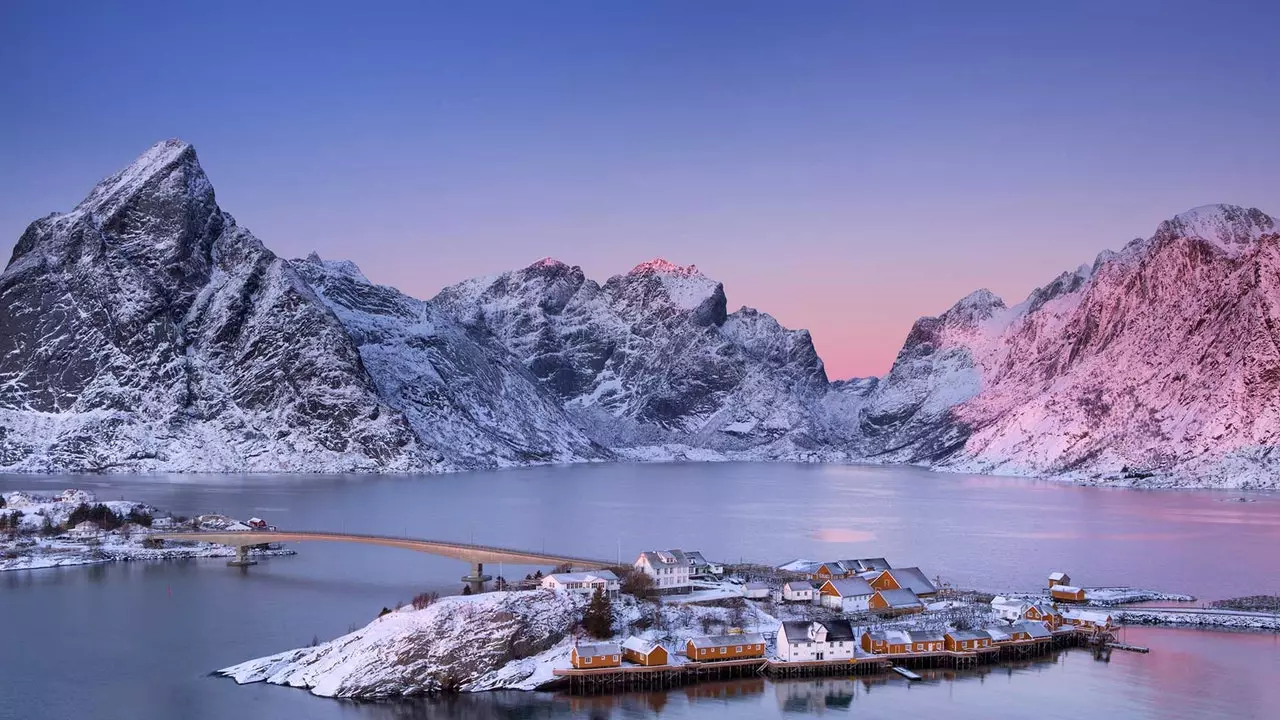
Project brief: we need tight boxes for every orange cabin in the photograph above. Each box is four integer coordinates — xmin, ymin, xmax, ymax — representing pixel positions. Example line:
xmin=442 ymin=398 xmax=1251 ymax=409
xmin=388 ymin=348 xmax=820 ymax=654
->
xmin=621 ymin=638 xmax=669 ymax=667
xmin=944 ymin=630 xmax=993 ymax=651
xmin=860 ymin=630 xmax=912 ymax=654
xmin=686 ymin=634 xmax=766 ymax=662
xmin=1050 ymin=585 xmax=1086 ymax=603
xmin=571 ymin=643 xmax=621 ymax=669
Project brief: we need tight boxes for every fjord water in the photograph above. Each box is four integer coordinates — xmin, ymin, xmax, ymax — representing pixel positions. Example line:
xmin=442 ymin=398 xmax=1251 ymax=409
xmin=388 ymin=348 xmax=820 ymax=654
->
xmin=1 ymin=463 xmax=1277 ymax=720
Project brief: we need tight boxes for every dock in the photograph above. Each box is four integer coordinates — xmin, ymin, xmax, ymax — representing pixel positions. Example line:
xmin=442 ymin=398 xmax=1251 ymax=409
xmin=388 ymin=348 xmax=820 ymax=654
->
xmin=892 ymin=666 xmax=922 ymax=681
xmin=550 ymin=631 xmax=1088 ymax=694
xmin=1105 ymin=642 xmax=1150 ymax=653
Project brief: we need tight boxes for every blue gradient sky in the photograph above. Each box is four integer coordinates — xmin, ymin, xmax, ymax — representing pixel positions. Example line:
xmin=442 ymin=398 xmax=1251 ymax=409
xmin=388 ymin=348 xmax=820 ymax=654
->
xmin=3 ymin=1 xmax=1278 ymax=377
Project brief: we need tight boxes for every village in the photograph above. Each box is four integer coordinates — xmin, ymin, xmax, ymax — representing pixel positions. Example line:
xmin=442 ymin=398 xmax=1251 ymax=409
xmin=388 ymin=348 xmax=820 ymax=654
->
xmin=535 ymin=549 xmax=1124 ymax=692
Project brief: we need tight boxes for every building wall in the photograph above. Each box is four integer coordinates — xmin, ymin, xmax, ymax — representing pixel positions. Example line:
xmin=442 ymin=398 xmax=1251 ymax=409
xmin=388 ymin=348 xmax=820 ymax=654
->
xmin=868 ymin=572 xmax=900 ymax=591
xmin=572 ymin=651 xmax=621 ymax=669
xmin=686 ymin=640 xmax=766 ymax=662
xmin=623 ymin=646 xmax=668 ymax=666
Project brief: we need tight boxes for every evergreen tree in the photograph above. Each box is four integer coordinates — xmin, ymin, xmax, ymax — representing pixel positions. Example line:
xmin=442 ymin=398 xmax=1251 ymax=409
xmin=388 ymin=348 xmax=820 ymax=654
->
xmin=461 ymin=585 xmax=473 ymax=596
xmin=581 ymin=587 xmax=613 ymax=639
xmin=39 ymin=516 xmax=58 ymax=536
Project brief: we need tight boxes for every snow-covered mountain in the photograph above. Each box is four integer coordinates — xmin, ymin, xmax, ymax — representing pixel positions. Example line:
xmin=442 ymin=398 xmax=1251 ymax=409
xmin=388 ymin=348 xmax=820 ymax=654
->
xmin=433 ymin=257 xmax=842 ymax=457
xmin=290 ymin=254 xmax=604 ymax=469
xmin=0 ymin=140 xmax=423 ymax=471
xmin=861 ymin=204 xmax=1280 ymax=488
xmin=2 ymin=140 xmax=1274 ymax=486
xmin=0 ymin=140 xmax=599 ymax=472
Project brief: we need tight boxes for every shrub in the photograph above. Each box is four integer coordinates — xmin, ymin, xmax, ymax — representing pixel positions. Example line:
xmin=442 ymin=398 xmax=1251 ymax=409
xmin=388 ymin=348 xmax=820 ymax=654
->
xmin=125 ymin=508 xmax=153 ymax=528
xmin=620 ymin=569 xmax=656 ymax=600
xmin=412 ymin=591 xmax=439 ymax=610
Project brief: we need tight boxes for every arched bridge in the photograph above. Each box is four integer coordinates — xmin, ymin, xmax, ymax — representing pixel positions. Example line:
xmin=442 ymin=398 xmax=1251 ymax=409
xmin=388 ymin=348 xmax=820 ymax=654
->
xmin=154 ymin=530 xmax=613 ymax=592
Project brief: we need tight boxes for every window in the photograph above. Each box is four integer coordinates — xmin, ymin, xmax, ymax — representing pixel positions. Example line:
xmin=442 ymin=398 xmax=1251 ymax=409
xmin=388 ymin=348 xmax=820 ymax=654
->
xmin=584 ymin=657 xmax=592 ymax=664
xmin=613 ymin=655 xmax=619 ymax=661
xmin=735 ymin=646 xmax=743 ymax=652
xmin=700 ymin=648 xmax=707 ymax=655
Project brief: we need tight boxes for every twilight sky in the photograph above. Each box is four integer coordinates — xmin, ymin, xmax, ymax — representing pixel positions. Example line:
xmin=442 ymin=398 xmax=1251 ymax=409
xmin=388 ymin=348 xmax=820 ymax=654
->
xmin=2 ymin=1 xmax=1278 ymax=378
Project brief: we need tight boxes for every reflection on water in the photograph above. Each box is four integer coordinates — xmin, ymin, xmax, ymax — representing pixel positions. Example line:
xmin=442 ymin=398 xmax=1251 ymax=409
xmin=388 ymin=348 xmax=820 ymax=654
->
xmin=1 ymin=465 xmax=1276 ymax=720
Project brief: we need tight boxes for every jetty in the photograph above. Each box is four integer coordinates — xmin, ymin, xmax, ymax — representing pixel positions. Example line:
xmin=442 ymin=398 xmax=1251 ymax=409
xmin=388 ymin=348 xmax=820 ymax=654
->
xmin=551 ymin=631 xmax=1087 ymax=693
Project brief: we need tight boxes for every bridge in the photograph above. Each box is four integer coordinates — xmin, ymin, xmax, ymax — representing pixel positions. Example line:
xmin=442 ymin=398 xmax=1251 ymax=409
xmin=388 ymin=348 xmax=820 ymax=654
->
xmin=154 ymin=530 xmax=614 ymax=593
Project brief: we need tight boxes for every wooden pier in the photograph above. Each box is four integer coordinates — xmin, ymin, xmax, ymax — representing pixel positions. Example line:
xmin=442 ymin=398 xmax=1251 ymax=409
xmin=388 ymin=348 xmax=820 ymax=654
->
xmin=550 ymin=631 xmax=1092 ymax=694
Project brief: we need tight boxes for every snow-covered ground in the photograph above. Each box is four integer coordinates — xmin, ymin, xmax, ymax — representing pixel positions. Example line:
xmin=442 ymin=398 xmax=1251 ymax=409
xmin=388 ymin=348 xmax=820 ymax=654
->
xmin=1 ymin=489 xmax=294 ymax=572
xmin=1114 ymin=608 xmax=1280 ymax=631
xmin=1001 ymin=586 xmax=1196 ymax=606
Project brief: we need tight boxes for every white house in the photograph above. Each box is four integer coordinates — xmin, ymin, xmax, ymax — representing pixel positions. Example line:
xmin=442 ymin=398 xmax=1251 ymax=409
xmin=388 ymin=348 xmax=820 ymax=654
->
xmin=682 ymin=550 xmax=724 ymax=577
xmin=782 ymin=581 xmax=815 ymax=603
xmin=990 ymin=596 xmax=1030 ymax=622
xmin=818 ymin=577 xmax=874 ymax=613
xmin=777 ymin=619 xmax=858 ymax=662
xmin=634 ymin=550 xmax=692 ymax=595
xmin=541 ymin=570 xmax=620 ymax=597
xmin=744 ymin=581 xmax=770 ymax=599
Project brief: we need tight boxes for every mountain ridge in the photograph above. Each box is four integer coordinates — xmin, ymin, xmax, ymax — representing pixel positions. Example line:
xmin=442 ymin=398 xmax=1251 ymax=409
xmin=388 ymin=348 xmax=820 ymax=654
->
xmin=0 ymin=140 xmax=1274 ymax=488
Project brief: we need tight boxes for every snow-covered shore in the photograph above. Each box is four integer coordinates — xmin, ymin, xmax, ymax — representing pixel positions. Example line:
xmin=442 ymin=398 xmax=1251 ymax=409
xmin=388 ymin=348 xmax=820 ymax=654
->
xmin=1113 ymin=608 xmax=1280 ymax=631
xmin=1 ymin=489 xmax=294 ymax=572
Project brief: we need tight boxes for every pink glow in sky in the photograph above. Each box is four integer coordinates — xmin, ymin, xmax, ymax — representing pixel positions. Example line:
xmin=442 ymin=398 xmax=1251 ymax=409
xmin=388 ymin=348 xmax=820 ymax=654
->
xmin=3 ymin=3 xmax=1279 ymax=378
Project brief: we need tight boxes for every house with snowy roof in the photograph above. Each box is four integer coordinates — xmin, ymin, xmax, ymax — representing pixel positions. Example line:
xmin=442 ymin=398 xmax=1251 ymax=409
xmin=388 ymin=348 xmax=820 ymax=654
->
xmin=1050 ymin=584 xmax=1086 ymax=602
xmin=817 ymin=577 xmax=875 ymax=613
xmin=861 ymin=629 xmax=912 ymax=654
xmin=686 ymin=633 xmax=766 ymax=662
xmin=782 ymin=580 xmax=816 ymax=603
xmin=865 ymin=567 xmax=938 ymax=597
xmin=1061 ymin=608 xmax=1113 ymax=629
xmin=541 ymin=570 xmax=620 ymax=597
xmin=621 ymin=637 xmax=668 ymax=666
xmin=571 ymin=643 xmax=621 ymax=669
xmin=945 ymin=629 xmax=993 ymax=651
xmin=777 ymin=619 xmax=857 ymax=661
xmin=1048 ymin=571 xmax=1071 ymax=588
xmin=907 ymin=629 xmax=945 ymax=652
xmin=634 ymin=550 xmax=692 ymax=595
xmin=868 ymin=588 xmax=925 ymax=615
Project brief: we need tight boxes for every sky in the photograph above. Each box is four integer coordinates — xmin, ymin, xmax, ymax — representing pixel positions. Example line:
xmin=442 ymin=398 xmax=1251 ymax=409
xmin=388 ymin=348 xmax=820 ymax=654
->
xmin=2 ymin=1 xmax=1278 ymax=378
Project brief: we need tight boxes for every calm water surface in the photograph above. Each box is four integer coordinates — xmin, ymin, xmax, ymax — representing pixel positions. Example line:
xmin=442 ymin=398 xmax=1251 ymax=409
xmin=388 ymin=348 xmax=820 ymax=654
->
xmin=1 ymin=463 xmax=1277 ymax=719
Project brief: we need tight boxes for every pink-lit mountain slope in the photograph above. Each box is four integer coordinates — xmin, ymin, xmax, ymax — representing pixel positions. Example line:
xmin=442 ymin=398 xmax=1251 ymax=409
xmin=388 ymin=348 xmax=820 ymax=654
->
xmin=860 ymin=204 xmax=1280 ymax=488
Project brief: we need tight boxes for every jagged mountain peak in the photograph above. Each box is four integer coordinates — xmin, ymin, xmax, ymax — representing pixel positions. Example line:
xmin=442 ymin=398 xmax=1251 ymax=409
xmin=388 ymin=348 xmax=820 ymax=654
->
xmin=1152 ymin=204 xmax=1276 ymax=255
xmin=75 ymin=138 xmax=208 ymax=219
xmin=628 ymin=257 xmax=702 ymax=276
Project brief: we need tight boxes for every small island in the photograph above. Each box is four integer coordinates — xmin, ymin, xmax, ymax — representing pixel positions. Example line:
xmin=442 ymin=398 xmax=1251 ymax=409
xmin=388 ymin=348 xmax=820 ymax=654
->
xmin=1 ymin=488 xmax=294 ymax=572
xmin=219 ymin=553 xmax=1278 ymax=700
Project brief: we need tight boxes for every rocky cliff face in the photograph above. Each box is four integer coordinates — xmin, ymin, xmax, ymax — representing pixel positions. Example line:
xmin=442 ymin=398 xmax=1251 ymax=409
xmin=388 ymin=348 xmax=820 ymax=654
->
xmin=864 ymin=204 xmax=1280 ymax=487
xmin=433 ymin=258 xmax=840 ymax=456
xmin=2 ymin=141 xmax=1274 ymax=486
xmin=0 ymin=140 xmax=422 ymax=471
xmin=291 ymin=255 xmax=605 ymax=469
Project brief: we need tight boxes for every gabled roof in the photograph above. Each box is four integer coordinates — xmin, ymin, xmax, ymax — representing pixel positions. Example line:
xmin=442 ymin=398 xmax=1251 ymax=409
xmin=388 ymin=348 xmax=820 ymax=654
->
xmin=688 ymin=633 xmax=766 ymax=648
xmin=782 ymin=581 xmax=812 ymax=592
xmin=780 ymin=621 xmax=815 ymax=642
xmin=1025 ymin=602 xmax=1058 ymax=617
xmin=907 ymin=629 xmax=945 ymax=643
xmin=545 ymin=570 xmax=618 ymax=584
xmin=638 ymin=549 xmax=689 ymax=567
xmin=820 ymin=619 xmax=856 ymax=641
xmin=864 ymin=629 xmax=911 ymax=645
xmin=823 ymin=577 xmax=874 ymax=597
xmin=621 ymin=636 xmax=664 ymax=654
xmin=1051 ymin=584 xmax=1084 ymax=593
xmin=683 ymin=550 xmax=711 ymax=566
xmin=575 ymin=643 xmax=620 ymax=657
xmin=984 ymin=626 xmax=1013 ymax=642
xmin=841 ymin=557 xmax=891 ymax=572
xmin=1012 ymin=621 xmax=1052 ymax=638
xmin=946 ymin=629 xmax=992 ymax=641
xmin=1048 ymin=571 xmax=1069 ymax=581
xmin=874 ymin=588 xmax=923 ymax=608
xmin=886 ymin=567 xmax=937 ymax=594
